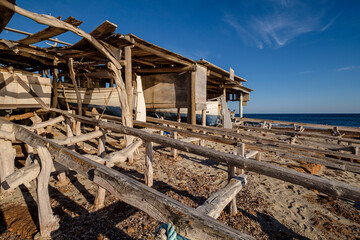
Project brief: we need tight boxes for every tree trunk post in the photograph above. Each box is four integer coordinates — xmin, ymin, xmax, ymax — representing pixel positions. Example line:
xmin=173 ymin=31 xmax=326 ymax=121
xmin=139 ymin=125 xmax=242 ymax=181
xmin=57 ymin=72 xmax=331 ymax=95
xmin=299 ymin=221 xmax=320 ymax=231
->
xmin=36 ymin=146 xmax=59 ymax=237
xmin=0 ymin=138 xmax=15 ymax=194
xmin=144 ymin=141 xmax=153 ymax=187
xmin=200 ymin=109 xmax=206 ymax=146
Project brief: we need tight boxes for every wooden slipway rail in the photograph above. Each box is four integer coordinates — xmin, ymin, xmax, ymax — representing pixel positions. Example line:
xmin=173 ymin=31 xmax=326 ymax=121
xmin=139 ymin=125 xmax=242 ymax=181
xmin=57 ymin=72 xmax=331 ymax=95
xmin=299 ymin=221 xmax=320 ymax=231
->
xmin=51 ymin=109 xmax=360 ymax=203
xmin=0 ymin=118 xmax=252 ymax=240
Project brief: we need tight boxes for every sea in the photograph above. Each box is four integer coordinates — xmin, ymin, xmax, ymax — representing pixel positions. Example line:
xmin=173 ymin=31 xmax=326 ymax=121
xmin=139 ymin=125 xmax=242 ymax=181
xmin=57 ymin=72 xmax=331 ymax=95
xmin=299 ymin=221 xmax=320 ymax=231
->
xmin=235 ymin=113 xmax=360 ymax=128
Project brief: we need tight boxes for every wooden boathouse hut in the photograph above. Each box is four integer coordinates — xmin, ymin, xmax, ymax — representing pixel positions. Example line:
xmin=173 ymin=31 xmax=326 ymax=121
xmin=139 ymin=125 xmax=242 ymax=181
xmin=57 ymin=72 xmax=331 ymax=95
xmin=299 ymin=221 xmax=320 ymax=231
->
xmin=0 ymin=3 xmax=253 ymax=127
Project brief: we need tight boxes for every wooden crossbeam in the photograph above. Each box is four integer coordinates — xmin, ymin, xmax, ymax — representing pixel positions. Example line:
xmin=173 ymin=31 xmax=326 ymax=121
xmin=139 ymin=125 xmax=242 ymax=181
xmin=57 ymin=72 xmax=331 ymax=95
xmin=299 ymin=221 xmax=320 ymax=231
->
xmin=18 ymin=16 xmax=82 ymax=45
xmin=197 ymin=175 xmax=246 ymax=219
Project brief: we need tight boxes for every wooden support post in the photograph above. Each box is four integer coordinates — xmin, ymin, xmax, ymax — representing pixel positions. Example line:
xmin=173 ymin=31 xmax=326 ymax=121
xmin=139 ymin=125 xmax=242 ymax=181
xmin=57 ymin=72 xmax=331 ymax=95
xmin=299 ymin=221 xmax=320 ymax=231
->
xmin=227 ymin=163 xmax=237 ymax=216
xmin=187 ymin=72 xmax=196 ymax=125
xmin=144 ymin=141 xmax=153 ymax=187
xmin=94 ymin=130 xmax=107 ymax=209
xmin=160 ymin=116 xmax=164 ymax=136
xmin=0 ymin=138 xmax=15 ymax=194
xmin=51 ymin=58 xmax=59 ymax=118
xmin=172 ymin=131 xmax=178 ymax=158
xmin=239 ymin=92 xmax=243 ymax=118
xmin=256 ymin=152 xmax=262 ymax=161
xmin=68 ymin=58 xmax=82 ymax=116
xmin=124 ymin=35 xmax=133 ymax=115
xmin=237 ymin=143 xmax=245 ymax=175
xmin=200 ymin=109 xmax=206 ymax=146
xmin=36 ymin=146 xmax=59 ymax=237
xmin=177 ymin=108 xmax=181 ymax=123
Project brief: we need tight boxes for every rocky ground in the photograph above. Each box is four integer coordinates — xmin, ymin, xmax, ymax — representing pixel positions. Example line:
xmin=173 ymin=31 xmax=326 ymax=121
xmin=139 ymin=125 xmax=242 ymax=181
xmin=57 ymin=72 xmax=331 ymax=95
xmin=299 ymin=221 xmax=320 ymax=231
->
xmin=0 ymin=131 xmax=360 ymax=239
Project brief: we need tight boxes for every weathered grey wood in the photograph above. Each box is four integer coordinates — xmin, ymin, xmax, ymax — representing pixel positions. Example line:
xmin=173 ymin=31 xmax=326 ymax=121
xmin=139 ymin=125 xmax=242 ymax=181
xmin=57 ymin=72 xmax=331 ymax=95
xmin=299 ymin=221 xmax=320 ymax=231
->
xmin=45 ymin=112 xmax=360 ymax=203
xmin=172 ymin=131 xmax=178 ymax=158
xmin=245 ymin=150 xmax=258 ymax=159
xmin=52 ymin=130 xmax=103 ymax=145
xmin=107 ymin=62 xmax=134 ymax=150
xmin=68 ymin=58 xmax=82 ymax=116
xmin=106 ymin=139 xmax=142 ymax=164
xmin=36 ymin=146 xmax=59 ymax=237
xmin=145 ymin=141 xmax=153 ymax=187
xmin=0 ymin=130 xmax=15 ymax=140
xmin=188 ymin=71 xmax=196 ymax=124
xmin=0 ymin=119 xmax=251 ymax=240
xmin=237 ymin=143 xmax=245 ymax=175
xmin=18 ymin=16 xmax=82 ymax=45
xmin=124 ymin=35 xmax=133 ymax=115
xmin=197 ymin=175 xmax=246 ymax=219
xmin=30 ymin=115 xmax=65 ymax=130
xmin=3 ymin=162 xmax=39 ymax=190
xmin=94 ymin=132 xmax=107 ymax=209
xmin=200 ymin=109 xmax=206 ymax=146
xmin=0 ymin=138 xmax=15 ymax=193
xmin=227 ymin=165 xmax=237 ymax=215
xmin=255 ymin=152 xmax=262 ymax=161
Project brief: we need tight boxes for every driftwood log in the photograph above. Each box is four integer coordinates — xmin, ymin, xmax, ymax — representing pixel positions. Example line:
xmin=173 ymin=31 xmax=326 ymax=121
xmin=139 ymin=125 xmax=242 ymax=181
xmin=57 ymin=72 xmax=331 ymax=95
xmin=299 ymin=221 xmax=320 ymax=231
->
xmin=197 ymin=175 xmax=247 ymax=219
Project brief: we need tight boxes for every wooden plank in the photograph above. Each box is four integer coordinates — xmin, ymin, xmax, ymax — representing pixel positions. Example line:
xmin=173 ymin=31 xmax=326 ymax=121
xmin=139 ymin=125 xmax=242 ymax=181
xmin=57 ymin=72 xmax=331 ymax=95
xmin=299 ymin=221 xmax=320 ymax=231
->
xmin=30 ymin=115 xmax=64 ymax=130
xmin=1 ymin=118 xmax=252 ymax=240
xmin=47 ymin=111 xmax=360 ymax=203
xmin=132 ymin=40 xmax=193 ymax=66
xmin=71 ymin=20 xmax=117 ymax=50
xmin=52 ymin=130 xmax=103 ymax=146
xmin=197 ymin=175 xmax=246 ymax=219
xmin=18 ymin=16 xmax=82 ymax=45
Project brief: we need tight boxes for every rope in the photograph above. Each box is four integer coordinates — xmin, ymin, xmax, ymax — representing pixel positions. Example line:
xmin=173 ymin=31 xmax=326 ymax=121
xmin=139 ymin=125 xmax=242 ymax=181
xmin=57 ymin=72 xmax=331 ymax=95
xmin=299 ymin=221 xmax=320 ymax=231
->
xmin=155 ymin=223 xmax=190 ymax=240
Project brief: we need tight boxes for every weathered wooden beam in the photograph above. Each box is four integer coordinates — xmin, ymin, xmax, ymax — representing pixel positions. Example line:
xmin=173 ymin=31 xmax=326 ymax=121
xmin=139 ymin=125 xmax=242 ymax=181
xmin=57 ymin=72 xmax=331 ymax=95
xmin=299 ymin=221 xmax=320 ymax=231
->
xmin=0 ymin=129 xmax=15 ymax=140
xmin=52 ymin=130 xmax=103 ymax=146
xmin=244 ymin=150 xmax=258 ymax=159
xmin=1 ymin=118 xmax=252 ymax=240
xmin=132 ymin=40 xmax=193 ymax=67
xmin=124 ymin=35 xmax=133 ymax=115
xmin=36 ymin=146 xmax=59 ymax=237
xmin=18 ymin=16 xmax=82 ymax=45
xmin=2 ymin=162 xmax=39 ymax=190
xmin=135 ymin=65 xmax=195 ymax=74
xmin=197 ymin=175 xmax=246 ymax=219
xmin=30 ymin=115 xmax=65 ymax=130
xmin=0 ymin=138 xmax=15 ymax=193
xmin=144 ymin=141 xmax=153 ymax=187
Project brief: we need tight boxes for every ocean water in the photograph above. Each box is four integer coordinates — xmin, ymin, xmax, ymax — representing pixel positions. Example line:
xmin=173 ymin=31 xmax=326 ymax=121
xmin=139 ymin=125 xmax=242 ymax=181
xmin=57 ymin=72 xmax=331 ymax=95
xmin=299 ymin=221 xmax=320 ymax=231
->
xmin=235 ymin=114 xmax=360 ymax=128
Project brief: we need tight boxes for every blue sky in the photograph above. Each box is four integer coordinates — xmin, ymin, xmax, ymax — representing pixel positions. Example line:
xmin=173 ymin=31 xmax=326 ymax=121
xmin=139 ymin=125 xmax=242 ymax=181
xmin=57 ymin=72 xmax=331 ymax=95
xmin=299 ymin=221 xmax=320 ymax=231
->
xmin=1 ymin=0 xmax=360 ymax=113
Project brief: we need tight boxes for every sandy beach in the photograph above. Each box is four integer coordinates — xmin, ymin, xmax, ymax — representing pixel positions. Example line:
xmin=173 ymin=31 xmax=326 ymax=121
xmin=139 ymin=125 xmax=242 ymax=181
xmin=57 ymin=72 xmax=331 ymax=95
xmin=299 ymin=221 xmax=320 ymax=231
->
xmin=1 ymin=131 xmax=359 ymax=240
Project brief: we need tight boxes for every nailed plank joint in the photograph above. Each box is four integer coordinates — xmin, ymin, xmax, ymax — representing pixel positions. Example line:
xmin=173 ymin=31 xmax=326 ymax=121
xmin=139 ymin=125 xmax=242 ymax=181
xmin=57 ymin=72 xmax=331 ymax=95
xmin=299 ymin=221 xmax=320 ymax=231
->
xmin=197 ymin=175 xmax=247 ymax=219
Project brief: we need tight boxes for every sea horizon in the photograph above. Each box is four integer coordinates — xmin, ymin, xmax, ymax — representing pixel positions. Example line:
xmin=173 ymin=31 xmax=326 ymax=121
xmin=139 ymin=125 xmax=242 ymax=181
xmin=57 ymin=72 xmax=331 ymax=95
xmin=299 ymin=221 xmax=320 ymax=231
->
xmin=234 ymin=113 xmax=360 ymax=128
